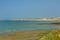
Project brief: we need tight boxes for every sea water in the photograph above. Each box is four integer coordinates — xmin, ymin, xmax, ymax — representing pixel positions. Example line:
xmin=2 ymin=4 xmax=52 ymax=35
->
xmin=0 ymin=20 xmax=60 ymax=31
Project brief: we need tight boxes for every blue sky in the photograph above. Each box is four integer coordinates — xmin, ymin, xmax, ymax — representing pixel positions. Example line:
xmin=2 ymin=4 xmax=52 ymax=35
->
xmin=0 ymin=0 xmax=60 ymax=20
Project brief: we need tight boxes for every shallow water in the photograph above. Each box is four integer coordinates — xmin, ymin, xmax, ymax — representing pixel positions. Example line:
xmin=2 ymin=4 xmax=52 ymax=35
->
xmin=0 ymin=20 xmax=60 ymax=31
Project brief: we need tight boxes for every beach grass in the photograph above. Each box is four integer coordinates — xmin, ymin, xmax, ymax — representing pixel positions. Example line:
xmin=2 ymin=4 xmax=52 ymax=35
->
xmin=37 ymin=28 xmax=60 ymax=40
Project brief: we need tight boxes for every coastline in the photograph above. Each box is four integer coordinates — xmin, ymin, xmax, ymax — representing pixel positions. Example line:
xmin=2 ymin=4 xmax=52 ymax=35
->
xmin=0 ymin=20 xmax=60 ymax=40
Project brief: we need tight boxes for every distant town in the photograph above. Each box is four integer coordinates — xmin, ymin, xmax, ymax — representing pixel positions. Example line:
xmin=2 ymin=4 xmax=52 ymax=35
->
xmin=11 ymin=17 xmax=60 ymax=21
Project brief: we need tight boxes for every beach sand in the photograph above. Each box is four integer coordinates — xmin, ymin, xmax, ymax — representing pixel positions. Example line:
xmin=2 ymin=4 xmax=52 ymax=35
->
xmin=0 ymin=29 xmax=48 ymax=40
xmin=0 ymin=28 xmax=59 ymax=40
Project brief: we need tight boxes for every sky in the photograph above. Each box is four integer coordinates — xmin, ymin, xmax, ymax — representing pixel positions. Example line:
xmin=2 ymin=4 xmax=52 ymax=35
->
xmin=0 ymin=0 xmax=60 ymax=20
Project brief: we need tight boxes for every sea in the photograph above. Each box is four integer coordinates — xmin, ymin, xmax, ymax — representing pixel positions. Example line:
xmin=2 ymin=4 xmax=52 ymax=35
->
xmin=0 ymin=20 xmax=60 ymax=32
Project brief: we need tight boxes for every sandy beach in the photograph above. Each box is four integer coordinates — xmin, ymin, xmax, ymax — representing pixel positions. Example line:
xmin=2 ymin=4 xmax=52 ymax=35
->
xmin=0 ymin=29 xmax=49 ymax=40
xmin=0 ymin=28 xmax=60 ymax=40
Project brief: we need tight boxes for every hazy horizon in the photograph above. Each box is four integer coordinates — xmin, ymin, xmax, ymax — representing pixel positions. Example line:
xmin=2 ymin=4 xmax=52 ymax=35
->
xmin=0 ymin=0 xmax=60 ymax=20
